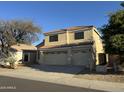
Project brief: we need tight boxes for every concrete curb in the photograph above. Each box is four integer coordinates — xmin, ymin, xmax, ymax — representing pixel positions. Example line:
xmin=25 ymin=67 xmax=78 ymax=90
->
xmin=0 ymin=72 xmax=124 ymax=92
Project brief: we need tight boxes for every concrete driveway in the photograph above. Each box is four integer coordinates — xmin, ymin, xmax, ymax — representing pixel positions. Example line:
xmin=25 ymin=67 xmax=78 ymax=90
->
xmin=28 ymin=64 xmax=85 ymax=74
xmin=0 ymin=64 xmax=85 ymax=79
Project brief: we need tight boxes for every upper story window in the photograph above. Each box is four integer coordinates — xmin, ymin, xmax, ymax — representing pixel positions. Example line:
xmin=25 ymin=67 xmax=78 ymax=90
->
xmin=74 ymin=31 xmax=84 ymax=40
xmin=49 ymin=34 xmax=58 ymax=42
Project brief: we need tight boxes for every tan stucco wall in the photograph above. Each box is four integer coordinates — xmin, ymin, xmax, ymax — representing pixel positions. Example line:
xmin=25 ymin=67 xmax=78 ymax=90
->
xmin=67 ymin=30 xmax=93 ymax=44
xmin=42 ymin=28 xmax=104 ymax=66
xmin=92 ymin=28 xmax=104 ymax=65
xmin=44 ymin=30 xmax=93 ymax=46
xmin=44 ymin=33 xmax=67 ymax=46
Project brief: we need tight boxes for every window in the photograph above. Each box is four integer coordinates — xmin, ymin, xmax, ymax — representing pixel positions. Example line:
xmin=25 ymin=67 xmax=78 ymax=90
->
xmin=74 ymin=31 xmax=84 ymax=40
xmin=49 ymin=35 xmax=58 ymax=42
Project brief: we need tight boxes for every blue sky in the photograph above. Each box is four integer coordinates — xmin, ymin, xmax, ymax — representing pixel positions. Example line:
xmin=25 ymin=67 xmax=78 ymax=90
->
xmin=0 ymin=1 xmax=122 ymax=45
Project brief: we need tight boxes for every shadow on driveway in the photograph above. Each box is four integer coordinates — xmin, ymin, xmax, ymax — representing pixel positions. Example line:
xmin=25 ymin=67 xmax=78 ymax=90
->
xmin=24 ymin=64 xmax=87 ymax=74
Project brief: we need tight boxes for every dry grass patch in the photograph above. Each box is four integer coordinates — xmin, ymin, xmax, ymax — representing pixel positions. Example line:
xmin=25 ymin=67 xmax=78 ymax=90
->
xmin=75 ymin=71 xmax=124 ymax=83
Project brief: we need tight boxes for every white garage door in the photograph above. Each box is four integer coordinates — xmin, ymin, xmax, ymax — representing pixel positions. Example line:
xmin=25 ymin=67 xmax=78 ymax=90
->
xmin=44 ymin=51 xmax=68 ymax=65
xmin=72 ymin=49 xmax=91 ymax=67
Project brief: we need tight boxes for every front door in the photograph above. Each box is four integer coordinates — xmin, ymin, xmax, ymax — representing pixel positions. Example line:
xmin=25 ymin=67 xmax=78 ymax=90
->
xmin=24 ymin=53 xmax=29 ymax=62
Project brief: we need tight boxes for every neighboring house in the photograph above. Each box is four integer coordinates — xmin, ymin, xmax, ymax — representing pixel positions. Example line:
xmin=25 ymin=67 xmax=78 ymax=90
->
xmin=11 ymin=44 xmax=37 ymax=64
xmin=37 ymin=26 xmax=104 ymax=71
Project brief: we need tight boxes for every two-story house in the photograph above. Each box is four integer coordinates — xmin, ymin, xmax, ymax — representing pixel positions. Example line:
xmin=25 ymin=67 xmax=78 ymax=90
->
xmin=37 ymin=26 xmax=104 ymax=70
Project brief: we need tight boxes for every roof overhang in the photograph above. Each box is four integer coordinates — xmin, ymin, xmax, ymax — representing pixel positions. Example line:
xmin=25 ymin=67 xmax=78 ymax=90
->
xmin=39 ymin=41 xmax=94 ymax=51
xmin=43 ymin=26 xmax=94 ymax=36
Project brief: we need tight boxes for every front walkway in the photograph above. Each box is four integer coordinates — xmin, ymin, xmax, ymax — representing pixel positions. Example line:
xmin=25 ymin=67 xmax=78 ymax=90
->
xmin=0 ymin=65 xmax=124 ymax=92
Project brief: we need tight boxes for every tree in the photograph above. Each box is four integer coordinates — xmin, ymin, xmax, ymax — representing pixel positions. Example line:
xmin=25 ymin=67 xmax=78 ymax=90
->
xmin=100 ymin=2 xmax=124 ymax=54
xmin=0 ymin=20 xmax=41 ymax=58
xmin=110 ymin=34 xmax=124 ymax=54
xmin=121 ymin=2 xmax=124 ymax=7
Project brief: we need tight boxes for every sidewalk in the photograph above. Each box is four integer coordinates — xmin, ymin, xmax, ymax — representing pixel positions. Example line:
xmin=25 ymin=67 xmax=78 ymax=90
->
xmin=0 ymin=66 xmax=124 ymax=92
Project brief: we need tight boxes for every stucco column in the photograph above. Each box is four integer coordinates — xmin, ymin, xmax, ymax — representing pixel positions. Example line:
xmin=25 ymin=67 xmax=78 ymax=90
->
xmin=39 ymin=51 xmax=44 ymax=64
xmin=67 ymin=48 xmax=72 ymax=65
xmin=36 ymin=50 xmax=39 ymax=63
xmin=90 ymin=47 xmax=96 ymax=71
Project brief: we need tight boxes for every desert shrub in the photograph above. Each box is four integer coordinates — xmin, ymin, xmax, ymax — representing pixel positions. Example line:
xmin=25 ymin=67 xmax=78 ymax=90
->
xmin=3 ymin=52 xmax=17 ymax=69
xmin=4 ymin=56 xmax=16 ymax=64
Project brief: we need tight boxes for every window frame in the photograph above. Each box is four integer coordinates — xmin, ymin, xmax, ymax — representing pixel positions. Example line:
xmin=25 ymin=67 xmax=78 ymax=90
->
xmin=49 ymin=34 xmax=58 ymax=42
xmin=74 ymin=31 xmax=84 ymax=40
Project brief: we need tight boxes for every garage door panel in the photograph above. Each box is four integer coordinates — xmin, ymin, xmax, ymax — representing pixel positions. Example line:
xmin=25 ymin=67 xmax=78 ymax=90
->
xmin=41 ymin=48 xmax=92 ymax=68
xmin=44 ymin=51 xmax=68 ymax=65
xmin=72 ymin=50 xmax=91 ymax=67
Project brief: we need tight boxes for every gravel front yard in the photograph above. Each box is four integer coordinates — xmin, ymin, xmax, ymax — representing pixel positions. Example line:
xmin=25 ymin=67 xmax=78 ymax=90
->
xmin=75 ymin=72 xmax=124 ymax=83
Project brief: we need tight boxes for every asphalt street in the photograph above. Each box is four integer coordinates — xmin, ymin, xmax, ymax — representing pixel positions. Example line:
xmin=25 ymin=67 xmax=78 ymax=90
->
xmin=0 ymin=75 xmax=102 ymax=92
